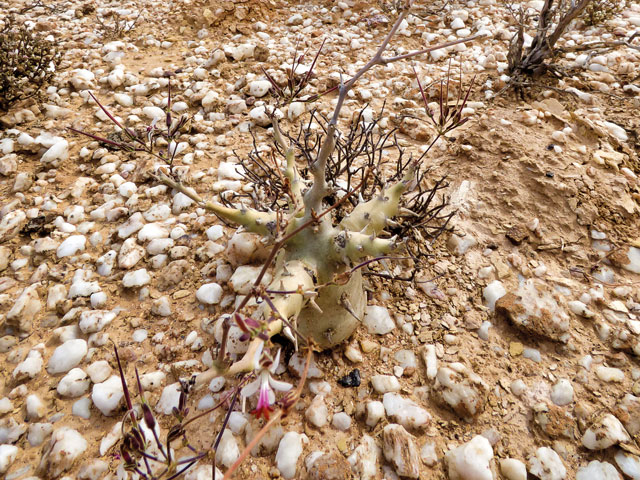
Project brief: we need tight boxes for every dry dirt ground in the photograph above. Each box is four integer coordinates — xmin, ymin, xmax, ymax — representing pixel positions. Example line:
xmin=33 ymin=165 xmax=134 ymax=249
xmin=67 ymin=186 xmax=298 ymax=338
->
xmin=1 ymin=0 xmax=640 ymax=479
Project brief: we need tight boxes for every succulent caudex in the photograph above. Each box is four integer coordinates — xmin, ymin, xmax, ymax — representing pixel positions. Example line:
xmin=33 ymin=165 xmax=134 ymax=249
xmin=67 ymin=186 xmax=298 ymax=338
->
xmin=157 ymin=7 xmax=479 ymax=380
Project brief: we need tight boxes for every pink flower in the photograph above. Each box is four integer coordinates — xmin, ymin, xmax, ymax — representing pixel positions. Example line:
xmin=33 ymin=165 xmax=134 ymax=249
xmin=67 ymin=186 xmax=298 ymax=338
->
xmin=241 ymin=349 xmax=292 ymax=420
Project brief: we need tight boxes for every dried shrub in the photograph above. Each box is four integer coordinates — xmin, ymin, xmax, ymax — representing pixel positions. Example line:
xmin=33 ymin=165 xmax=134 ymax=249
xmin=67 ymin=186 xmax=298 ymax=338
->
xmin=507 ymin=0 xmax=593 ymax=78
xmin=583 ymin=0 xmax=623 ymax=26
xmin=0 ymin=15 xmax=60 ymax=112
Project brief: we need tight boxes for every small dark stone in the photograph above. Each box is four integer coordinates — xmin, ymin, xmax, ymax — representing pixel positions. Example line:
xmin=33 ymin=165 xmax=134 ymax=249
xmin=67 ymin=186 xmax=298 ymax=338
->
xmin=545 ymin=171 xmax=554 ymax=178
xmin=505 ymin=224 xmax=529 ymax=245
xmin=338 ymin=369 xmax=361 ymax=388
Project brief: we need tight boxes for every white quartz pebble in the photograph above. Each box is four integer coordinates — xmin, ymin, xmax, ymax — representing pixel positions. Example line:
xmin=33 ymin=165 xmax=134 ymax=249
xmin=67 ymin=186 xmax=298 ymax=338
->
xmin=92 ymin=376 xmax=124 ymax=416
xmin=305 ymin=395 xmax=329 ymax=428
xmin=582 ymin=414 xmax=630 ymax=450
xmin=196 ymin=283 xmax=223 ymax=304
xmin=528 ymin=447 xmax=566 ymax=480
xmin=0 ymin=445 xmax=18 ymax=474
xmin=276 ymin=432 xmax=308 ymax=479
xmin=500 ymin=458 xmax=527 ymax=480
xmin=56 ymin=235 xmax=86 ymax=258
xmin=48 ymin=339 xmax=87 ymax=374
xmin=445 ymin=435 xmax=494 ymax=480
xmin=156 ymin=383 xmax=181 ymax=415
xmin=57 ymin=368 xmax=90 ymax=397
xmin=215 ymin=429 xmax=239 ymax=469
xmin=576 ymin=460 xmax=622 ymax=480
xmin=40 ymin=427 xmax=87 ymax=477
xmin=614 ymin=451 xmax=640 ymax=480
xmin=363 ymin=306 xmax=395 ymax=335
xmin=383 ymin=392 xmax=431 ymax=430
xmin=249 ymin=80 xmax=272 ymax=97
xmin=332 ymin=412 xmax=351 ymax=431
xmin=366 ymin=401 xmax=385 ymax=427
xmin=483 ymin=281 xmax=506 ymax=311
xmin=371 ymin=375 xmax=400 ymax=393
xmin=122 ymin=269 xmax=151 ymax=288
xmin=550 ymin=379 xmax=573 ymax=406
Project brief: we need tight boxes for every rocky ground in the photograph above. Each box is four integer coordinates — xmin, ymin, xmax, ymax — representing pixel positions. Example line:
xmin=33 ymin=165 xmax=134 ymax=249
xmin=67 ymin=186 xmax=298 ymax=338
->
xmin=1 ymin=0 xmax=640 ymax=479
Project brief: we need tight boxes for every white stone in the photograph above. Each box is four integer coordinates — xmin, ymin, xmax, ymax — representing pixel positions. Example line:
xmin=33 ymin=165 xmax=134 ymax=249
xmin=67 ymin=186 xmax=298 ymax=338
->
xmin=70 ymin=69 xmax=95 ymax=90
xmin=117 ymin=212 xmax=144 ymax=239
xmin=48 ymin=339 xmax=87 ymax=374
xmin=151 ymin=296 xmax=172 ymax=316
xmin=133 ymin=329 xmax=147 ymax=342
xmin=13 ymin=349 xmax=43 ymax=380
xmin=56 ymin=235 xmax=86 ymax=258
xmin=122 ymin=268 xmax=151 ymax=288
xmin=96 ymin=250 xmax=116 ymax=276
xmin=99 ymin=421 xmax=122 ymax=456
xmin=138 ymin=223 xmax=169 ymax=242
xmin=140 ymin=371 xmax=166 ymax=391
xmin=382 ymin=392 xmax=431 ymax=429
xmin=529 ymin=447 xmax=566 ymax=480
xmin=72 ymin=398 xmax=91 ymax=419
xmin=78 ymin=459 xmax=109 ymax=480
xmin=451 ymin=17 xmax=465 ymax=29
xmin=483 ymin=281 xmax=506 ymax=311
xmin=92 ymin=376 xmax=124 ymax=416
xmin=288 ymin=102 xmax=306 ymax=120
xmin=500 ymin=458 xmax=527 ymax=480
xmin=0 ymin=445 xmax=18 ymax=473
xmin=38 ymin=427 xmax=87 ymax=477
xmin=249 ymin=105 xmax=283 ymax=127
xmin=196 ymin=283 xmax=223 ymax=304
xmin=614 ymin=451 xmax=640 ymax=480
xmin=79 ymin=310 xmax=116 ymax=334
xmin=276 ymin=432 xmax=308 ymax=479
xmin=582 ymin=414 xmax=630 ymax=450
xmin=576 ymin=460 xmax=622 ymax=480
xmin=332 ymin=412 xmax=351 ymax=431
xmin=550 ymin=379 xmax=573 ymax=406
xmin=6 ymin=284 xmax=40 ymax=332
xmin=0 ymin=398 xmax=12 ymax=414
xmin=305 ymin=395 xmax=328 ymax=427
xmin=41 ymin=139 xmax=69 ymax=164
xmin=421 ymin=442 xmax=438 ymax=466
xmin=229 ymin=265 xmax=270 ymax=294
xmin=622 ymin=247 xmax=640 ymax=274
xmin=28 ymin=422 xmax=52 ymax=446
xmin=348 ymin=435 xmax=380 ymax=480
xmin=26 ymin=394 xmax=46 ymax=420
xmin=383 ymin=424 xmax=420 ymax=479
xmin=143 ymin=106 xmax=165 ymax=121
xmin=156 ymin=382 xmax=181 ymax=415
xmin=371 ymin=374 xmax=400 ymax=393
xmin=215 ymin=429 xmax=239 ymax=469
xmin=118 ymin=181 xmax=137 ymax=198
xmin=249 ymin=80 xmax=272 ymax=98
xmin=596 ymin=365 xmax=625 ymax=382
xmin=114 ymin=93 xmax=133 ymax=107
xmin=366 ymin=401 xmax=386 ymax=427
xmin=568 ymin=300 xmax=595 ymax=318
xmin=445 ymin=435 xmax=494 ymax=480
xmin=363 ymin=306 xmax=395 ymax=335
xmin=206 ymin=225 xmax=224 ymax=241
xmin=57 ymin=368 xmax=90 ymax=397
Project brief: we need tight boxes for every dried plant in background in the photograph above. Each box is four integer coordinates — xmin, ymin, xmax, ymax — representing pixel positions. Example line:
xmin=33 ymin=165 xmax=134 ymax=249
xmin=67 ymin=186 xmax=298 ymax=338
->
xmin=506 ymin=0 xmax=593 ymax=78
xmin=96 ymin=10 xmax=143 ymax=40
xmin=0 ymin=14 xmax=60 ymax=112
xmin=583 ymin=0 xmax=623 ymax=26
